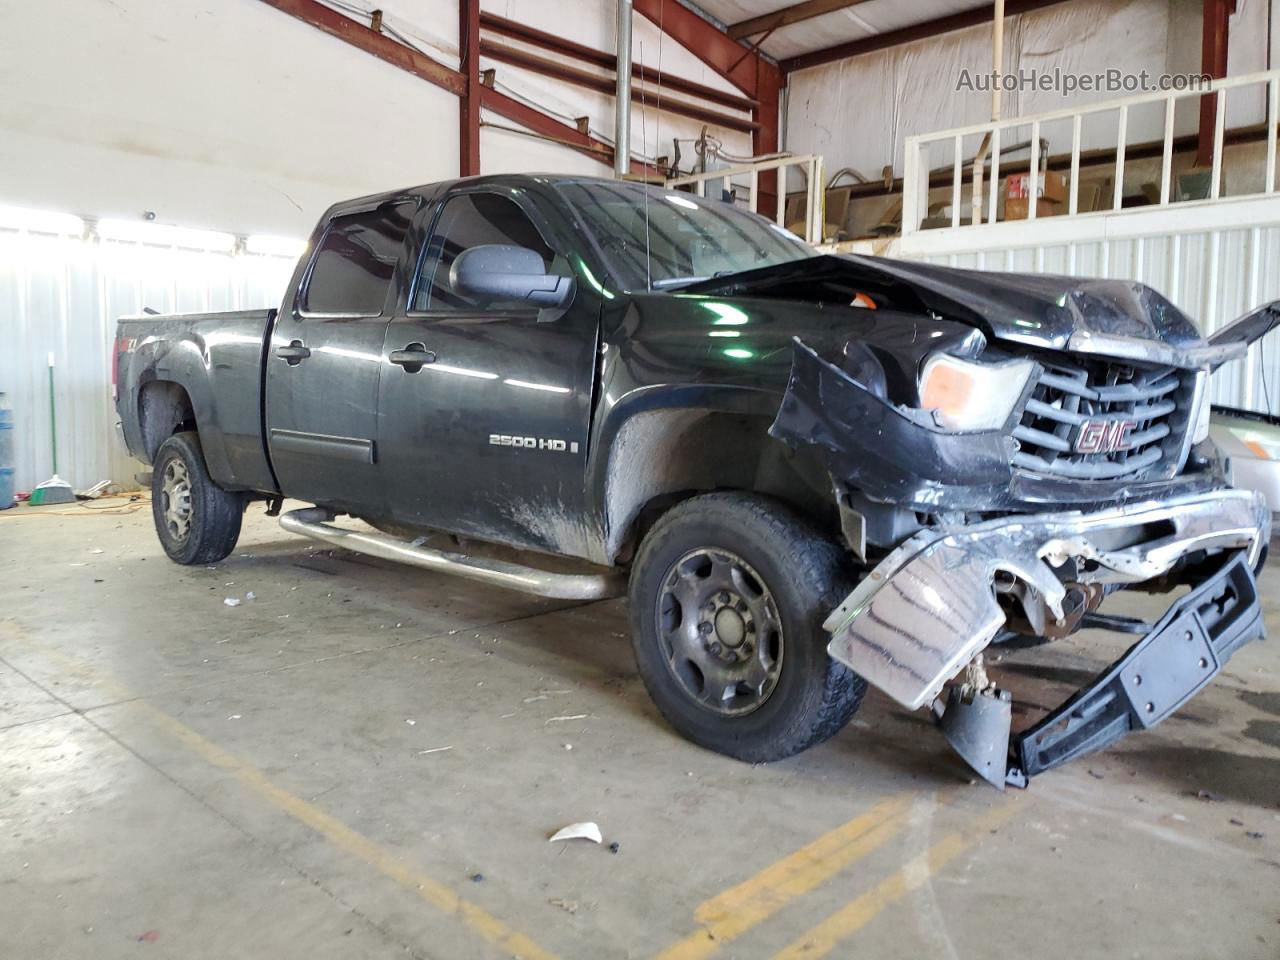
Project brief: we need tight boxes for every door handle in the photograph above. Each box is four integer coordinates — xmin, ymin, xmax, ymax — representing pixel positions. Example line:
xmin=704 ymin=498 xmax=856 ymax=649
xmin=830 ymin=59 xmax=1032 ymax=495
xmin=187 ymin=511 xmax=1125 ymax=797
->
xmin=389 ymin=343 xmax=436 ymax=372
xmin=275 ymin=340 xmax=311 ymax=365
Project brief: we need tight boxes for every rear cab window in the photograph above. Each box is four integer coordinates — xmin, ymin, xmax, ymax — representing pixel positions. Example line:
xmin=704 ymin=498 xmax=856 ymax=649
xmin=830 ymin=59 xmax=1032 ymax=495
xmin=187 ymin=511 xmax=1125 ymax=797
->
xmin=302 ymin=202 xmax=416 ymax=316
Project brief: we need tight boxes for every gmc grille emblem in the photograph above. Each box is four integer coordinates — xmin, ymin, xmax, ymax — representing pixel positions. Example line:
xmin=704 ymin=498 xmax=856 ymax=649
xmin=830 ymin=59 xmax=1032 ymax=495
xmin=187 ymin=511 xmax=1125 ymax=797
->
xmin=1075 ymin=419 xmax=1138 ymax=454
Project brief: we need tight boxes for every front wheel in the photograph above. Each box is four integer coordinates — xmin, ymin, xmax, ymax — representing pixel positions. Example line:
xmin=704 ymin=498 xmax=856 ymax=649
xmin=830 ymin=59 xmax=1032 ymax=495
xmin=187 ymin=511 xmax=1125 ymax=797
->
xmin=628 ymin=493 xmax=866 ymax=763
xmin=151 ymin=431 xmax=244 ymax=564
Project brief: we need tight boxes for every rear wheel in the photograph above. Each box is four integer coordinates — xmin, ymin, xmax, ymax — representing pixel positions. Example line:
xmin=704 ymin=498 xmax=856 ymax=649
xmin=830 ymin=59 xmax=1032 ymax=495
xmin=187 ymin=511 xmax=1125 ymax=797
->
xmin=629 ymin=492 xmax=866 ymax=763
xmin=151 ymin=431 xmax=244 ymax=564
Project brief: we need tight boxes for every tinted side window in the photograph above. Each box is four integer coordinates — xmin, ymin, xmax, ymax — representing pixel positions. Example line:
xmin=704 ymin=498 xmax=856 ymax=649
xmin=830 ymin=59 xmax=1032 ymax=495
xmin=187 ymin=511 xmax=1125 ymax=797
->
xmin=414 ymin=193 xmax=553 ymax=311
xmin=303 ymin=202 xmax=414 ymax=315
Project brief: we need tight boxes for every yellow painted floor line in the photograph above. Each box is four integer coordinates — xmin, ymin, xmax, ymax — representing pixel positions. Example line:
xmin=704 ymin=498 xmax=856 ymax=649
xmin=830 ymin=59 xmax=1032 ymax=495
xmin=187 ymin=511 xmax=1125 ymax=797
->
xmin=0 ymin=625 xmax=561 ymax=960
xmin=769 ymin=800 xmax=1023 ymax=960
xmin=652 ymin=792 xmax=931 ymax=960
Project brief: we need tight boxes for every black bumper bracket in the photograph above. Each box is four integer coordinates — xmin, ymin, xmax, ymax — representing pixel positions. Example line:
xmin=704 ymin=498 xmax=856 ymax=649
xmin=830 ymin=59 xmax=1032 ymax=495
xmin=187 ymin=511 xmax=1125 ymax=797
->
xmin=1007 ymin=552 xmax=1263 ymax=785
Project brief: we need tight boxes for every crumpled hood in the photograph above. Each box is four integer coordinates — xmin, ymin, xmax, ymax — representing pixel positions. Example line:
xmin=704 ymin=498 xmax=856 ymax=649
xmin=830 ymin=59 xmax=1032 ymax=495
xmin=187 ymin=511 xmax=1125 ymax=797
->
xmin=841 ymin=255 xmax=1203 ymax=351
xmin=686 ymin=254 xmax=1233 ymax=368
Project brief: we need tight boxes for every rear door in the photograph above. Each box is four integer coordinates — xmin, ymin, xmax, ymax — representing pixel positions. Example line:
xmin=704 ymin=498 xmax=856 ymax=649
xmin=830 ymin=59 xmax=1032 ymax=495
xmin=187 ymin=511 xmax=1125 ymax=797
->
xmin=376 ymin=188 xmax=601 ymax=557
xmin=265 ymin=199 xmax=416 ymax=515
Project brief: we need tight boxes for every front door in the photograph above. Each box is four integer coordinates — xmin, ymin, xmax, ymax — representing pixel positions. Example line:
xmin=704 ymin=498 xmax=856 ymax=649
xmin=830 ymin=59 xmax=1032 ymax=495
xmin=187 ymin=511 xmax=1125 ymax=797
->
xmin=377 ymin=189 xmax=600 ymax=558
xmin=265 ymin=199 xmax=416 ymax=515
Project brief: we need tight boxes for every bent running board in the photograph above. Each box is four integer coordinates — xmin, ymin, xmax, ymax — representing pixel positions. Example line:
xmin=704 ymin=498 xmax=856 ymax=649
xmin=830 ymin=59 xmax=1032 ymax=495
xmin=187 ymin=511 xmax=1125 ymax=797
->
xmin=280 ymin=507 xmax=625 ymax=601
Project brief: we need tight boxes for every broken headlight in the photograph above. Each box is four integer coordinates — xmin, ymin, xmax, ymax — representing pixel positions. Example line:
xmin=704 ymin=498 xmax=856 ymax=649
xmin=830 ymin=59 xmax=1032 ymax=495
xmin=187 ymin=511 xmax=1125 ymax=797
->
xmin=918 ymin=354 xmax=1036 ymax=431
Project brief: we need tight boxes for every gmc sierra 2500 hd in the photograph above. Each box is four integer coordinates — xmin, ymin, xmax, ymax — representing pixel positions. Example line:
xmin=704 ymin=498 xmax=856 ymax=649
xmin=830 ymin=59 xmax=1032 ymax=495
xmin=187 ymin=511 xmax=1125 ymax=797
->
xmin=115 ymin=174 xmax=1280 ymax=787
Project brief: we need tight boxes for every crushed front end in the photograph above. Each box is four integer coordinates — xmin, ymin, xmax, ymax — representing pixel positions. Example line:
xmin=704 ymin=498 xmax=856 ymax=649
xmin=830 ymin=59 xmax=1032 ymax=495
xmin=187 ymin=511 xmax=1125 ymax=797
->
xmin=766 ymin=267 xmax=1280 ymax=788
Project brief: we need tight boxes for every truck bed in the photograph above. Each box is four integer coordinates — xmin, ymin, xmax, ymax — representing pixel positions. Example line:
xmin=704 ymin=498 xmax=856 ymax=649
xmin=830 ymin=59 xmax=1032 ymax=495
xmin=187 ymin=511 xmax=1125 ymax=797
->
xmin=115 ymin=309 xmax=278 ymax=494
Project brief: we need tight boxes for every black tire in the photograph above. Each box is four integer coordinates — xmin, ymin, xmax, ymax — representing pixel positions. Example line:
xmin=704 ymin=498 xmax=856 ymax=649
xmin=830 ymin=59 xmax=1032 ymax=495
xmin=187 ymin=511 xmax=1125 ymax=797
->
xmin=628 ymin=492 xmax=866 ymax=763
xmin=151 ymin=431 xmax=244 ymax=565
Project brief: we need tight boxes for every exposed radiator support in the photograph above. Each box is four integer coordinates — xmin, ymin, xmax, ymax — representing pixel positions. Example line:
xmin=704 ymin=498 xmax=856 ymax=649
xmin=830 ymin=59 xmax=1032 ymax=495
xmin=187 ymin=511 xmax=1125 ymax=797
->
xmin=280 ymin=508 xmax=625 ymax=601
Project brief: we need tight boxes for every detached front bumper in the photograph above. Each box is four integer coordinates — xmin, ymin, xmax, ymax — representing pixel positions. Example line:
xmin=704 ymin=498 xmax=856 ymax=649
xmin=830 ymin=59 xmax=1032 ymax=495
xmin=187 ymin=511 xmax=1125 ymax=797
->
xmin=825 ymin=488 xmax=1269 ymax=711
xmin=824 ymin=489 xmax=1269 ymax=784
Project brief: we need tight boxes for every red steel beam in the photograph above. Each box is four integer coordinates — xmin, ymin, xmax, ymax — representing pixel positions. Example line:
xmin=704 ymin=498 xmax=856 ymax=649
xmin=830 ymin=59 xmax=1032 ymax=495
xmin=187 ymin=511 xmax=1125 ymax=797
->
xmin=728 ymin=0 xmax=873 ymax=41
xmin=459 ymin=0 xmax=481 ymax=175
xmin=258 ymin=0 xmax=657 ymax=177
xmin=630 ymin=0 xmax=782 ymax=214
xmin=256 ymin=0 xmax=466 ymax=96
xmin=779 ymin=0 xmax=1072 ymax=74
xmin=632 ymin=0 xmax=781 ymax=99
xmin=480 ymin=39 xmax=759 ymax=133
xmin=1197 ymin=0 xmax=1234 ymax=166
xmin=479 ymin=87 xmax=662 ymax=177
xmin=480 ymin=11 xmax=758 ymax=113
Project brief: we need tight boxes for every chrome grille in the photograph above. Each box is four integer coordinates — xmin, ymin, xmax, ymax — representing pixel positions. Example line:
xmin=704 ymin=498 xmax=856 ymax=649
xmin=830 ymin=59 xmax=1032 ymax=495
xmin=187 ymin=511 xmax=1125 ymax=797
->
xmin=1012 ymin=358 xmax=1191 ymax=480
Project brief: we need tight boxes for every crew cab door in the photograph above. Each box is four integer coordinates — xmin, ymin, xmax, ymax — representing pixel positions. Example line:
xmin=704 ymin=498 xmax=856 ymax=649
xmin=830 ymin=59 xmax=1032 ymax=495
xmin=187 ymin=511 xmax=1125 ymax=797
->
xmin=265 ymin=199 xmax=416 ymax=515
xmin=377 ymin=188 xmax=600 ymax=557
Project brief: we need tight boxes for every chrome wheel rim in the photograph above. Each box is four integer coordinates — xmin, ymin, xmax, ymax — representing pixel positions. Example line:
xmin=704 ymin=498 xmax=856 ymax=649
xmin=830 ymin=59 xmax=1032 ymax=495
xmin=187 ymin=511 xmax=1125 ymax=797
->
xmin=655 ymin=548 xmax=784 ymax=716
xmin=161 ymin=459 xmax=193 ymax=542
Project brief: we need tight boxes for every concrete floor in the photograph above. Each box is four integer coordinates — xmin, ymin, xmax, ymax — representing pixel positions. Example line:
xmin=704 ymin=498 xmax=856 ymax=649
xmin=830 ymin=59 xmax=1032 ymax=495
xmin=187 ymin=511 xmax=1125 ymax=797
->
xmin=2 ymin=498 xmax=1278 ymax=960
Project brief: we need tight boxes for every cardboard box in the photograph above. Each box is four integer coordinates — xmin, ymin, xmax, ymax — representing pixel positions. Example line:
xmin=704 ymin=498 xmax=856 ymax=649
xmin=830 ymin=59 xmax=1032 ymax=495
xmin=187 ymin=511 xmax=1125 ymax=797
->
xmin=1004 ymin=197 xmax=1061 ymax=220
xmin=1005 ymin=170 xmax=1068 ymax=204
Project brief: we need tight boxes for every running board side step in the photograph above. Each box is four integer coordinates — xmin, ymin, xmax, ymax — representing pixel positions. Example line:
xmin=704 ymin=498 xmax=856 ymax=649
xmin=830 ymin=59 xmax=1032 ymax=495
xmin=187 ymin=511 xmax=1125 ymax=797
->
xmin=279 ymin=508 xmax=625 ymax=601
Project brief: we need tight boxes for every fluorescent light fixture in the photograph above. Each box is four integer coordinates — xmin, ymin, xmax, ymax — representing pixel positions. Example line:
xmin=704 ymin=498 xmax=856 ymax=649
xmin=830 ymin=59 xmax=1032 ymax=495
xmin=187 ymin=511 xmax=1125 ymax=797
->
xmin=430 ymin=363 xmax=498 ymax=380
xmin=723 ymin=347 xmax=754 ymax=359
xmin=702 ymin=302 xmax=750 ymax=326
xmin=246 ymin=234 xmax=307 ymax=257
xmin=504 ymin=378 xmax=571 ymax=394
xmin=0 ymin=205 xmax=84 ymax=236
xmin=665 ymin=194 xmax=700 ymax=210
xmin=98 ymin=219 xmax=235 ymax=252
xmin=708 ymin=330 xmax=740 ymax=338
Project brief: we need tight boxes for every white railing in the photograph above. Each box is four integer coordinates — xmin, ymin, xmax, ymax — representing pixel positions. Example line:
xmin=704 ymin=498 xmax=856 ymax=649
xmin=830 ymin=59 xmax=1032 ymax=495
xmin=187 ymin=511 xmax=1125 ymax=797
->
xmin=902 ymin=68 xmax=1280 ymax=237
xmin=666 ymin=154 xmax=826 ymax=244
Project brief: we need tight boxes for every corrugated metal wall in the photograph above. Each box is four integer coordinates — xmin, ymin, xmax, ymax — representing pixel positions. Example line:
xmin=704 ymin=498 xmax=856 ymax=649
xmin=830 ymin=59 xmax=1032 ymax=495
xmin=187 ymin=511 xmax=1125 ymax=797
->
xmin=0 ymin=228 xmax=296 ymax=493
xmin=907 ymin=223 xmax=1280 ymax=416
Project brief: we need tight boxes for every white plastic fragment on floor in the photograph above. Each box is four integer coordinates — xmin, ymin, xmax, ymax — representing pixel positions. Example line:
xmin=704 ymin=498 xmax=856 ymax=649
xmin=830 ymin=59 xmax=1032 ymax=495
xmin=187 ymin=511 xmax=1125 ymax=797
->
xmin=223 ymin=598 xmax=241 ymax=607
xmin=418 ymin=746 xmax=452 ymax=755
xmin=549 ymin=822 xmax=602 ymax=844
xmin=545 ymin=715 xmax=589 ymax=724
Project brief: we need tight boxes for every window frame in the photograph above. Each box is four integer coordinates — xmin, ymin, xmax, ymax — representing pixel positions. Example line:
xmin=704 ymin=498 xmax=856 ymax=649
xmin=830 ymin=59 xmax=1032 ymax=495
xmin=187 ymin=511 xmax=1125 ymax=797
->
xmin=405 ymin=187 xmax=560 ymax=319
xmin=296 ymin=198 xmax=419 ymax=321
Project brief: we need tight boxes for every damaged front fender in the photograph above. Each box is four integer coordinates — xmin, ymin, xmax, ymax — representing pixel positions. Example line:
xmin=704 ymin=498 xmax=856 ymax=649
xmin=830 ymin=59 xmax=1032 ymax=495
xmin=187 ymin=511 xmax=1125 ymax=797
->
xmin=768 ymin=338 xmax=1016 ymax=510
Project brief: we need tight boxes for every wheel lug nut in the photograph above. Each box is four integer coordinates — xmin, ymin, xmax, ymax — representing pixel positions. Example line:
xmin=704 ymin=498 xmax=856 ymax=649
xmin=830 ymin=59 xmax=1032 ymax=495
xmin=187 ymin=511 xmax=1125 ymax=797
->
xmin=708 ymin=641 xmax=722 ymax=655
xmin=718 ymin=592 xmax=730 ymax=603
xmin=698 ymin=622 xmax=713 ymax=635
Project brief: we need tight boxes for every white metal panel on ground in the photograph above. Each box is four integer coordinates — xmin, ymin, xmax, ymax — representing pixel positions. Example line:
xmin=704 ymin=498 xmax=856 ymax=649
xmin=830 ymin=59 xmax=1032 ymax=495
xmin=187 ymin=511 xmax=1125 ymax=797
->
xmin=0 ymin=228 xmax=297 ymax=494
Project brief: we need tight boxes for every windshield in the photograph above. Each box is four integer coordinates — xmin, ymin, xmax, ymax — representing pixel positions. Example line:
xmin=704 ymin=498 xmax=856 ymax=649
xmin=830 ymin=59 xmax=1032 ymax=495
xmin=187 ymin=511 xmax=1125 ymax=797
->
xmin=555 ymin=179 xmax=817 ymax=292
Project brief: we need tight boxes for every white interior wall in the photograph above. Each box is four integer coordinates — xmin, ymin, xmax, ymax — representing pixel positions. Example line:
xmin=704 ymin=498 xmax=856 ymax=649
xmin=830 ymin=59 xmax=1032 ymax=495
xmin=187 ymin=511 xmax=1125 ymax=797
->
xmin=786 ymin=0 xmax=1275 ymax=183
xmin=0 ymin=0 xmax=756 ymax=239
xmin=0 ymin=0 xmax=462 ymax=238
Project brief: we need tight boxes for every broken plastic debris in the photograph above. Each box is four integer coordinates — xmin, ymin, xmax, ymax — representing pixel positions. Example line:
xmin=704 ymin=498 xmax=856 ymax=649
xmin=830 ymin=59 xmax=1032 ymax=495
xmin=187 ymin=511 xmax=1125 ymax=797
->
xmin=418 ymin=746 xmax=452 ymax=755
xmin=545 ymin=714 xmax=588 ymax=724
xmin=405 ymin=719 xmax=416 ymax=726
xmin=246 ymin=591 xmax=256 ymax=601
xmin=223 ymin=598 xmax=241 ymax=607
xmin=549 ymin=822 xmax=602 ymax=844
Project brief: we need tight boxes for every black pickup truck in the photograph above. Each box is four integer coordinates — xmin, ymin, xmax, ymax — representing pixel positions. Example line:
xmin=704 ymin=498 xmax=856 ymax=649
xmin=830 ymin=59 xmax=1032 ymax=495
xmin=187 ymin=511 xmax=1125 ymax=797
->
xmin=115 ymin=174 xmax=1279 ymax=787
